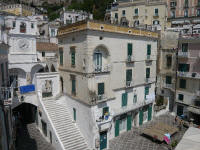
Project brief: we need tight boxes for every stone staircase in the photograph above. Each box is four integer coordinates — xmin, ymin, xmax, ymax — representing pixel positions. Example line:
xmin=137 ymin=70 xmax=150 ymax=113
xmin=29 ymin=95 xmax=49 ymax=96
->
xmin=43 ymin=97 xmax=90 ymax=150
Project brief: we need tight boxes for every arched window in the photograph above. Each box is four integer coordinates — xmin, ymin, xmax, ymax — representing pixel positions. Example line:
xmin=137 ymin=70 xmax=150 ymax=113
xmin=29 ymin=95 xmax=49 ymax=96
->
xmin=20 ymin=22 xmax=26 ymax=33
xmin=51 ymin=65 xmax=56 ymax=72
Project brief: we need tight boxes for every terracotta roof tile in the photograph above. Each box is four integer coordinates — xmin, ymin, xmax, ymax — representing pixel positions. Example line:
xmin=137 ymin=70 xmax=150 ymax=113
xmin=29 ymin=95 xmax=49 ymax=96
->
xmin=36 ymin=42 xmax=58 ymax=51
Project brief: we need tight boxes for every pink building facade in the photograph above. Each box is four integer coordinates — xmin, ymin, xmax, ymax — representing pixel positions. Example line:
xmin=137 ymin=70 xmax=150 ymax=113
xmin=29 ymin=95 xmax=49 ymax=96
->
xmin=167 ymin=0 xmax=200 ymax=27
xmin=176 ymin=35 xmax=200 ymax=125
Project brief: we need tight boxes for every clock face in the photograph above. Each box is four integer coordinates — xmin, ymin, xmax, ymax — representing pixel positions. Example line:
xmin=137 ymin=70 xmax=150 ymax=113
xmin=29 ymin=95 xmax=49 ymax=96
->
xmin=18 ymin=39 xmax=29 ymax=50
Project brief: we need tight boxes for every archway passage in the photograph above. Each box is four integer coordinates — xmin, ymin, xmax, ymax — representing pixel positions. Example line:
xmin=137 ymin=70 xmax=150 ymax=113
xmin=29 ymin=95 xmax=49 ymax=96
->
xmin=13 ymin=103 xmax=37 ymax=124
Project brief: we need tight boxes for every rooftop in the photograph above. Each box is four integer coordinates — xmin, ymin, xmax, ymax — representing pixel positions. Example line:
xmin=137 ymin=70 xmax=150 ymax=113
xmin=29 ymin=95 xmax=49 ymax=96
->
xmin=57 ymin=20 xmax=159 ymax=39
xmin=36 ymin=42 xmax=58 ymax=51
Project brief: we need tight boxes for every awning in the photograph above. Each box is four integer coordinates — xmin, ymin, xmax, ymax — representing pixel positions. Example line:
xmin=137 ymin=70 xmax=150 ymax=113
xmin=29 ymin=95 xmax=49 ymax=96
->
xmin=187 ymin=106 xmax=200 ymax=115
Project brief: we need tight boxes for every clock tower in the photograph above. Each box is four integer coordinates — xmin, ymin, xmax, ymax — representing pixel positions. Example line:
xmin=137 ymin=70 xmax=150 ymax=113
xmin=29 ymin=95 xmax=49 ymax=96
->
xmin=6 ymin=16 xmax=45 ymax=87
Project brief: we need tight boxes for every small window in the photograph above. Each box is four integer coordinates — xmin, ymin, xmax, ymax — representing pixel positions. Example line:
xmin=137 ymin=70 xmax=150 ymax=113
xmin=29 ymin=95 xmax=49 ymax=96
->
xmin=12 ymin=21 xmax=16 ymax=28
xmin=115 ymin=13 xmax=118 ymax=19
xmin=122 ymin=10 xmax=126 ymax=16
xmin=126 ymin=69 xmax=132 ymax=82
xmin=154 ymin=8 xmax=158 ymax=16
xmin=133 ymin=94 xmax=137 ymax=103
xmin=41 ymin=120 xmax=47 ymax=136
xmin=184 ymin=10 xmax=188 ymax=17
xmin=31 ymin=23 xmax=34 ymax=29
xmin=197 ymin=9 xmax=200 ymax=16
xmin=20 ymin=22 xmax=26 ymax=33
xmin=179 ymin=79 xmax=186 ymax=89
xmin=134 ymin=8 xmax=138 ymax=16
xmin=146 ymin=68 xmax=150 ymax=79
xmin=102 ymin=107 xmax=109 ymax=116
xmin=73 ymin=108 xmax=76 ymax=121
xmin=182 ymin=43 xmax=188 ymax=52
xmin=166 ymin=55 xmax=172 ymax=67
xmin=71 ymin=75 xmax=76 ymax=95
xmin=59 ymin=48 xmax=63 ymax=66
xmin=145 ymin=86 xmax=149 ymax=100
xmin=42 ymin=52 xmax=45 ymax=57
xmin=122 ymin=93 xmax=128 ymax=107
xmin=166 ymin=76 xmax=172 ymax=84
xmin=51 ymin=29 xmax=55 ymax=37
xmin=71 ymin=48 xmax=75 ymax=66
xmin=185 ymin=0 xmax=188 ymax=7
xmin=147 ymin=44 xmax=151 ymax=55
xmin=178 ymin=94 xmax=184 ymax=101
xmin=98 ymin=83 xmax=104 ymax=95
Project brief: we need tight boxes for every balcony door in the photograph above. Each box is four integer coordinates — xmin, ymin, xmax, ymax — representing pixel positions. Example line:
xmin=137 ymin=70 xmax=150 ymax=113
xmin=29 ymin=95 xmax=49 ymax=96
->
xmin=94 ymin=53 xmax=102 ymax=71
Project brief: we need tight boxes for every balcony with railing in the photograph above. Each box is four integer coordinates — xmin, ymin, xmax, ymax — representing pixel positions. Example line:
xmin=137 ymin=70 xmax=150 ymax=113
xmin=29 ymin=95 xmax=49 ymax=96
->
xmin=126 ymin=80 xmax=134 ymax=88
xmin=178 ymin=51 xmax=188 ymax=58
xmin=177 ymin=71 xmax=200 ymax=79
xmin=93 ymin=64 xmax=112 ymax=73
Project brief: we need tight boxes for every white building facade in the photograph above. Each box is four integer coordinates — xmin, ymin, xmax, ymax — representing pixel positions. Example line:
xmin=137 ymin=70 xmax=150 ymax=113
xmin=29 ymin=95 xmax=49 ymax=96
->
xmin=57 ymin=21 xmax=158 ymax=149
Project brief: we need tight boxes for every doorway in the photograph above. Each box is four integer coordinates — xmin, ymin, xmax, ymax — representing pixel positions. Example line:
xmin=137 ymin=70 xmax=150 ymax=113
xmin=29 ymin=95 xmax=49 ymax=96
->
xmin=100 ymin=131 xmax=107 ymax=150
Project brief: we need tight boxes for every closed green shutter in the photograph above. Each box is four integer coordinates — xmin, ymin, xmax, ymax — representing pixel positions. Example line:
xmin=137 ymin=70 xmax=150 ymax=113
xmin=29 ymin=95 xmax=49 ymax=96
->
xmin=126 ymin=69 xmax=132 ymax=82
xmin=98 ymin=83 xmax=104 ymax=95
xmin=72 ymin=79 xmax=76 ymax=94
xmin=127 ymin=43 xmax=132 ymax=56
xmin=115 ymin=119 xmax=120 ymax=137
xmin=147 ymin=44 xmax=151 ymax=55
xmin=71 ymin=51 xmax=75 ymax=66
xmin=59 ymin=50 xmax=63 ymax=65
xmin=145 ymin=86 xmax=149 ymax=99
xmin=146 ymin=68 xmax=150 ymax=78
xmin=139 ymin=110 xmax=143 ymax=125
xmin=127 ymin=115 xmax=132 ymax=131
xmin=148 ymin=106 xmax=152 ymax=121
xmin=122 ymin=93 xmax=128 ymax=107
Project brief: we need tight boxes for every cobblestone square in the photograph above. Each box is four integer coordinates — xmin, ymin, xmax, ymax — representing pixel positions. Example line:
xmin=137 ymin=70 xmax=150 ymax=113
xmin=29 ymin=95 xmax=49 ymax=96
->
xmin=109 ymin=114 xmax=187 ymax=150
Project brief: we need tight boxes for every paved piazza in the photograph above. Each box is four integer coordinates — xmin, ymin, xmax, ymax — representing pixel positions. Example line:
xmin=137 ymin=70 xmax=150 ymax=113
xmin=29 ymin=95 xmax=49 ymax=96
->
xmin=15 ymin=123 xmax=55 ymax=150
xmin=109 ymin=114 xmax=187 ymax=150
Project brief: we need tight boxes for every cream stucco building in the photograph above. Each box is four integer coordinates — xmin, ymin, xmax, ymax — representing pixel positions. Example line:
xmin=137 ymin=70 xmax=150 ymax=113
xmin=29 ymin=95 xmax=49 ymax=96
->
xmin=109 ymin=0 xmax=168 ymax=31
xmin=56 ymin=20 xmax=158 ymax=149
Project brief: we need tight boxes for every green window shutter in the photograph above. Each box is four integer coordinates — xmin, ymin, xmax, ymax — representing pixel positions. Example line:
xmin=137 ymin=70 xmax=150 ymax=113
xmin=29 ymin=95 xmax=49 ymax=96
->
xmin=135 ymin=8 xmax=138 ymax=15
xmin=59 ymin=50 xmax=63 ymax=65
xmin=147 ymin=44 xmax=151 ymax=55
xmin=122 ymin=93 xmax=128 ymax=107
xmin=127 ymin=43 xmax=132 ymax=56
xmin=73 ymin=108 xmax=76 ymax=121
xmin=115 ymin=120 xmax=120 ymax=137
xmin=98 ymin=83 xmax=104 ymax=95
xmin=72 ymin=79 xmax=76 ymax=94
xmin=155 ymin=8 xmax=158 ymax=14
xmin=146 ymin=68 xmax=150 ymax=78
xmin=145 ymin=86 xmax=149 ymax=99
xmin=71 ymin=51 xmax=75 ymax=66
xmin=103 ymin=107 xmax=109 ymax=116
xmin=127 ymin=114 xmax=132 ymax=131
xmin=166 ymin=76 xmax=172 ymax=84
xmin=126 ymin=69 xmax=132 ymax=82
xmin=148 ymin=106 xmax=152 ymax=121
xmin=182 ymin=43 xmax=188 ymax=52
xmin=139 ymin=110 xmax=143 ymax=125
